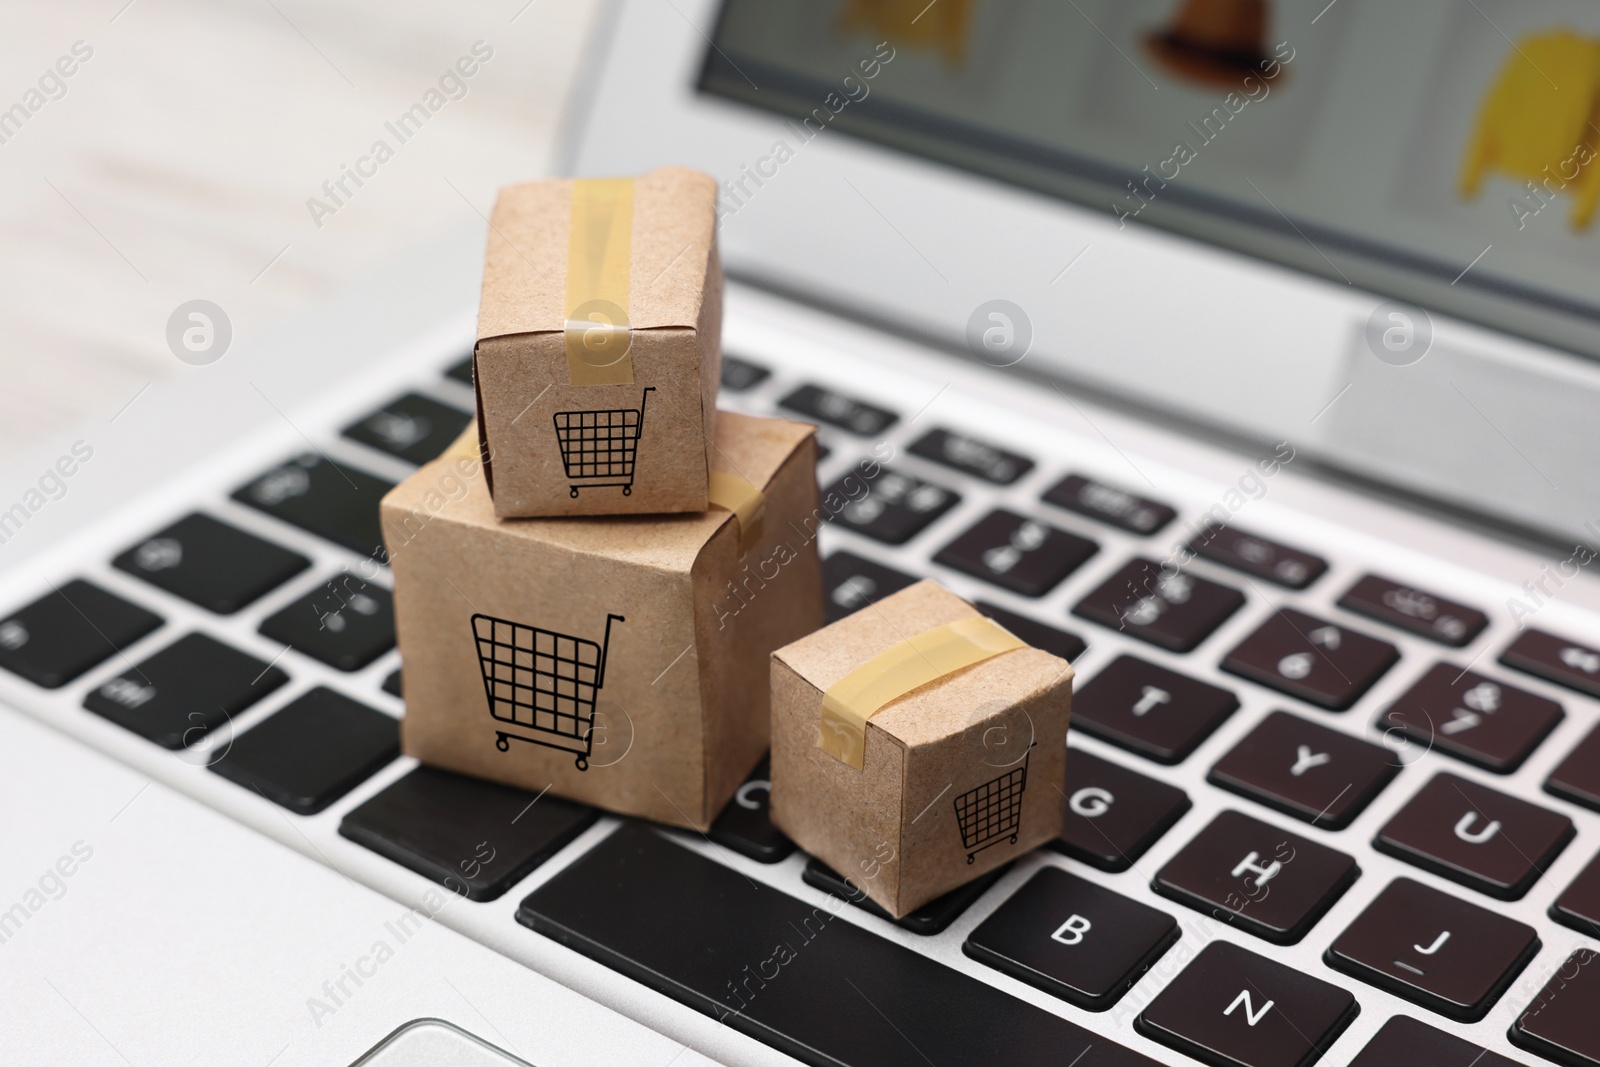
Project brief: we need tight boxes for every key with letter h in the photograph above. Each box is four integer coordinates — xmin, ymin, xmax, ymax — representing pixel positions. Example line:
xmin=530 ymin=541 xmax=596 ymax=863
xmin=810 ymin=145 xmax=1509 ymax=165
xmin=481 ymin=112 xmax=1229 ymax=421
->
xmin=1154 ymin=810 xmax=1359 ymax=944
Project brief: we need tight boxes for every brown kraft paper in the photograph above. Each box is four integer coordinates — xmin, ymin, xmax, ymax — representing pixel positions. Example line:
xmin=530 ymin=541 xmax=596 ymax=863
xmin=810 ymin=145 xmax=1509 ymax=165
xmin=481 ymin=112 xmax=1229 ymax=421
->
xmin=474 ymin=165 xmax=722 ymax=518
xmin=383 ymin=411 xmax=823 ymax=830
xmin=770 ymin=580 xmax=1073 ymax=917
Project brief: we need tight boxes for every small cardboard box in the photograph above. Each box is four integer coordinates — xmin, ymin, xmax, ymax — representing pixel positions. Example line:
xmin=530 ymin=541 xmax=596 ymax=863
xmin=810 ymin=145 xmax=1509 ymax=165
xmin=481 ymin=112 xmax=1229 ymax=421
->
xmin=769 ymin=581 xmax=1073 ymax=918
xmin=474 ymin=166 xmax=722 ymax=518
xmin=382 ymin=411 xmax=823 ymax=831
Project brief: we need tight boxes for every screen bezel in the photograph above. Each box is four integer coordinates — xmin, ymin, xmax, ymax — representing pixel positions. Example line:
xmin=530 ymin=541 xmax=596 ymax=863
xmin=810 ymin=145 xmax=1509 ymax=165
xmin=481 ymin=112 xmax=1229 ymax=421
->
xmin=563 ymin=0 xmax=1600 ymax=545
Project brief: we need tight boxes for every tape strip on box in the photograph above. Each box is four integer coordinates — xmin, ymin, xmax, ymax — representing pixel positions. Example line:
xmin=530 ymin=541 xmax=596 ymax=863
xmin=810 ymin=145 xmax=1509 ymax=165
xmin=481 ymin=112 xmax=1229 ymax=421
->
xmin=709 ymin=472 xmax=766 ymax=555
xmin=818 ymin=616 xmax=1024 ymax=769
xmin=564 ymin=178 xmax=636 ymax=386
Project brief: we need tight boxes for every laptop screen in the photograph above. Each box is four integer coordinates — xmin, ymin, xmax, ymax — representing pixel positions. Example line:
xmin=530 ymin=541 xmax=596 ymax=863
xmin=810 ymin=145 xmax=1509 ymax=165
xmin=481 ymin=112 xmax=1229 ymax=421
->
xmin=700 ymin=0 xmax=1600 ymax=361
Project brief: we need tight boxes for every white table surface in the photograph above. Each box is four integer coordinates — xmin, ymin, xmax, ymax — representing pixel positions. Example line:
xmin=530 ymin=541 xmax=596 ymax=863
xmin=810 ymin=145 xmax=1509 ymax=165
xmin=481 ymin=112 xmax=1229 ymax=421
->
xmin=0 ymin=0 xmax=599 ymax=463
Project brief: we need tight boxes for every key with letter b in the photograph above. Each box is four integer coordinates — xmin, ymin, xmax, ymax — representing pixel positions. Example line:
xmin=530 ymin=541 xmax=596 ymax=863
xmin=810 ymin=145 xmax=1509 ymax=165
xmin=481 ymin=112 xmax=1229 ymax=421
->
xmin=964 ymin=867 xmax=1179 ymax=1011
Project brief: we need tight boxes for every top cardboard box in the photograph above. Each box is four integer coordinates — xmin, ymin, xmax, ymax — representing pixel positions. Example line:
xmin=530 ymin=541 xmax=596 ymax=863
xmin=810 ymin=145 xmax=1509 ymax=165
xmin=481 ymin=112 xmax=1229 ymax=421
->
xmin=474 ymin=166 xmax=722 ymax=518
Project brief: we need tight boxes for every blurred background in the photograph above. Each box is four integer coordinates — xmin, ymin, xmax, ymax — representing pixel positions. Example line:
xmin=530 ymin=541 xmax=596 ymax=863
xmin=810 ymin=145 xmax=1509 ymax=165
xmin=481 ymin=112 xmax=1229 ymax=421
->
xmin=0 ymin=0 xmax=598 ymax=463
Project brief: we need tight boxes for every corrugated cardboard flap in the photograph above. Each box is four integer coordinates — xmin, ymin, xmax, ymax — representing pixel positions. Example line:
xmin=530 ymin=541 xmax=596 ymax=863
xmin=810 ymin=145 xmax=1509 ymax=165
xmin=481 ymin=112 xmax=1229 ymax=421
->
xmin=477 ymin=165 xmax=718 ymax=343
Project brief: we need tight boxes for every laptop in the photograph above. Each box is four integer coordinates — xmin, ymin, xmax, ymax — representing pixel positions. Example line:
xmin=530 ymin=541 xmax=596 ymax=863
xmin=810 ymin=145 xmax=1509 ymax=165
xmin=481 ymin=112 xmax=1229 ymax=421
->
xmin=4 ymin=0 xmax=1599 ymax=1064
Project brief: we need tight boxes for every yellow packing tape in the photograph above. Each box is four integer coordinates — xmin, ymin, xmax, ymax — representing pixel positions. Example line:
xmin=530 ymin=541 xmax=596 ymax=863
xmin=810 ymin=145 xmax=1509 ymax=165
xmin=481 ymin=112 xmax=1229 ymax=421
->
xmin=818 ymin=615 xmax=1024 ymax=769
xmin=564 ymin=178 xmax=636 ymax=386
xmin=442 ymin=423 xmax=481 ymax=464
xmin=708 ymin=471 xmax=765 ymax=555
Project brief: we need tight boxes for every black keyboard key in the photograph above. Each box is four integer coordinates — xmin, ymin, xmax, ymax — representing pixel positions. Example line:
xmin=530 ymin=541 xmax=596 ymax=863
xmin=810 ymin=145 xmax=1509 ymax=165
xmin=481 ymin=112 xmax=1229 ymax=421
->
xmin=973 ymin=602 xmax=1087 ymax=662
xmin=209 ymin=687 xmax=398 ymax=814
xmin=1043 ymin=474 xmax=1175 ymax=535
xmin=1380 ymin=664 xmax=1563 ymax=774
xmin=1073 ymin=557 xmax=1245 ymax=652
xmin=0 ymin=580 xmax=161 ymax=688
xmin=821 ymin=552 xmax=918 ymax=622
xmin=340 ymin=766 xmax=597 ymax=901
xmin=823 ymin=465 xmax=958 ymax=545
xmin=1054 ymin=747 xmax=1191 ymax=871
xmin=342 ymin=392 xmax=472 ymax=465
xmin=1071 ymin=654 xmax=1239 ymax=764
xmin=908 ymin=428 xmax=1033 ymax=485
xmin=1136 ymin=940 xmax=1360 ymax=1067
xmin=445 ymin=356 xmax=473 ymax=385
xmin=720 ymin=355 xmax=770 ymax=392
xmin=778 ymin=384 xmax=897 ymax=436
xmin=382 ymin=669 xmax=403 ymax=698
xmin=1502 ymin=628 xmax=1600 ymax=699
xmin=233 ymin=455 xmax=394 ymax=562
xmin=1374 ymin=772 xmax=1574 ymax=900
xmin=1187 ymin=523 xmax=1327 ymax=589
xmin=1339 ymin=574 xmax=1488 ymax=647
xmin=934 ymin=510 xmax=1095 ymax=597
xmin=963 ymin=867 xmax=1179 ymax=1011
xmin=801 ymin=857 xmax=1002 ymax=936
xmin=1209 ymin=710 xmax=1399 ymax=829
xmin=1549 ymin=722 xmax=1600 ymax=812
xmin=1347 ymin=1016 xmax=1523 ymax=1067
xmin=1222 ymin=608 xmax=1399 ymax=710
xmin=1553 ymin=849 xmax=1600 ymax=938
xmin=1327 ymin=877 xmax=1538 ymax=1022
xmin=259 ymin=575 xmax=394 ymax=671
xmin=113 ymin=513 xmax=309 ymax=615
xmin=83 ymin=633 xmax=288 ymax=749
xmin=1510 ymin=948 xmax=1600 ymax=1067
xmin=1153 ymin=809 xmax=1359 ymax=944
xmin=708 ymin=757 xmax=792 ymax=864
xmin=519 ymin=825 xmax=1162 ymax=1067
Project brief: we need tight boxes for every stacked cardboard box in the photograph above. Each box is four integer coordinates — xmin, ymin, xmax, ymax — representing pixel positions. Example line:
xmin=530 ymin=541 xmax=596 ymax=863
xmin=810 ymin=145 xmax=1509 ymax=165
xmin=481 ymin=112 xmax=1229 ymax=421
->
xmin=384 ymin=167 xmax=1075 ymax=905
xmin=770 ymin=580 xmax=1074 ymax=917
xmin=383 ymin=167 xmax=824 ymax=828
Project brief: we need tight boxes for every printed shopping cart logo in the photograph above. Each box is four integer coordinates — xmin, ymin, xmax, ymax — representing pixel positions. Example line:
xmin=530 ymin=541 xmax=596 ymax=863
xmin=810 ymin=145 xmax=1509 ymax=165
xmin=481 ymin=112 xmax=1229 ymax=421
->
xmin=951 ymin=748 xmax=1031 ymax=863
xmin=551 ymin=386 xmax=655 ymax=499
xmin=471 ymin=612 xmax=624 ymax=771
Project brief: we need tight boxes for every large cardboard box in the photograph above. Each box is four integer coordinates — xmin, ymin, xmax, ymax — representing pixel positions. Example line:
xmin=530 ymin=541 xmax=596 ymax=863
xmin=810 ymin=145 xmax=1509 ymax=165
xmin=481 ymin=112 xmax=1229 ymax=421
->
xmin=474 ymin=166 xmax=721 ymax=518
xmin=770 ymin=581 xmax=1073 ymax=917
xmin=383 ymin=411 xmax=822 ymax=830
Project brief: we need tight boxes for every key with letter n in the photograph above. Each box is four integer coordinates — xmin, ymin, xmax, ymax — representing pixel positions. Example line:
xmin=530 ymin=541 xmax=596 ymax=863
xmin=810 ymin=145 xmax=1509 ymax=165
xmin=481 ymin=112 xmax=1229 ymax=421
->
xmin=1225 ymin=989 xmax=1273 ymax=1026
xmin=1138 ymin=941 xmax=1359 ymax=1067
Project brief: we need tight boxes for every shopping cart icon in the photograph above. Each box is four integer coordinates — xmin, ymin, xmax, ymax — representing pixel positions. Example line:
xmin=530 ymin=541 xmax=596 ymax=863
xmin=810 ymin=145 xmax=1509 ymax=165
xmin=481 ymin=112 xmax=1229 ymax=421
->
xmin=471 ymin=611 xmax=624 ymax=771
xmin=952 ymin=748 xmax=1031 ymax=863
xmin=552 ymin=386 xmax=655 ymax=499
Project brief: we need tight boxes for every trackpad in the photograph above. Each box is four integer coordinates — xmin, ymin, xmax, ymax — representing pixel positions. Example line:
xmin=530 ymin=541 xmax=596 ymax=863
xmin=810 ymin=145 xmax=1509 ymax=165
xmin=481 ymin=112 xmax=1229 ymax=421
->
xmin=353 ymin=1019 xmax=531 ymax=1066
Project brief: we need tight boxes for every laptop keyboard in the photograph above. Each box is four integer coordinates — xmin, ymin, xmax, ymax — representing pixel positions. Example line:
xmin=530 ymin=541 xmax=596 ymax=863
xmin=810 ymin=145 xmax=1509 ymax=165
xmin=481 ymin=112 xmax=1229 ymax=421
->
xmin=1 ymin=345 xmax=1598 ymax=1066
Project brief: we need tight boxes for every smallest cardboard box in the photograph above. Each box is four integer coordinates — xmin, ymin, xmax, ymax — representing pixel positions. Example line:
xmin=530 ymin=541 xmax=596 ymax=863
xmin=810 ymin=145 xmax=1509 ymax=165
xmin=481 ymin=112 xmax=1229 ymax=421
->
xmin=474 ymin=166 xmax=721 ymax=518
xmin=770 ymin=581 xmax=1073 ymax=918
